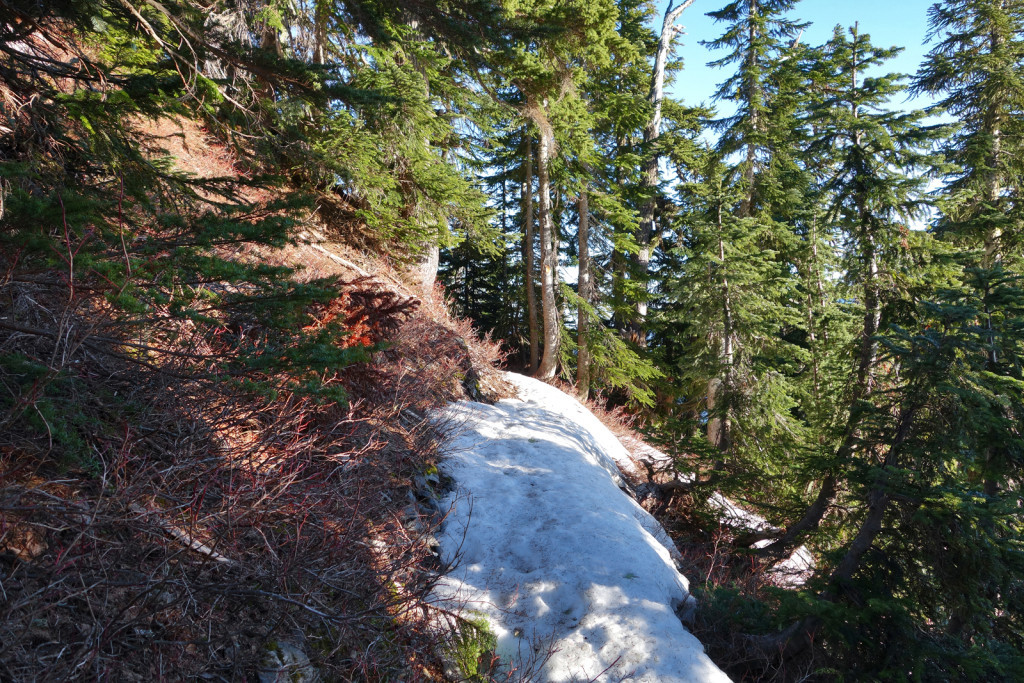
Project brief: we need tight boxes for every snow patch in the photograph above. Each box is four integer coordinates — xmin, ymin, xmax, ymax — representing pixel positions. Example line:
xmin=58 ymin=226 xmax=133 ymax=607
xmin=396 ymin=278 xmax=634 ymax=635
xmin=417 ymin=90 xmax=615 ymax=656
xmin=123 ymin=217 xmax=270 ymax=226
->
xmin=433 ymin=373 xmax=730 ymax=682
xmin=617 ymin=439 xmax=815 ymax=589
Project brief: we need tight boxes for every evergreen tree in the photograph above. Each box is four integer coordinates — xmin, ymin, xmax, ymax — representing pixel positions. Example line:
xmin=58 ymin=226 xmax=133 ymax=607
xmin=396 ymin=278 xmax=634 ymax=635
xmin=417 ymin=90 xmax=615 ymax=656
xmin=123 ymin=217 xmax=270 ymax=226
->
xmin=756 ymin=25 xmax=939 ymax=558
xmin=914 ymin=0 xmax=1024 ymax=267
xmin=688 ymin=0 xmax=808 ymax=464
xmin=703 ymin=0 xmax=807 ymax=216
xmin=666 ymin=148 xmax=806 ymax=491
xmin=491 ymin=0 xmax=629 ymax=380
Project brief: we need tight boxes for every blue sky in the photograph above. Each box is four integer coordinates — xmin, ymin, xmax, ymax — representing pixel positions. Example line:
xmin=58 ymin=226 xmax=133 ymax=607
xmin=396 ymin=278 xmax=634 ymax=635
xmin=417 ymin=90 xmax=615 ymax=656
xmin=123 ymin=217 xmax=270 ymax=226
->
xmin=661 ymin=0 xmax=940 ymax=111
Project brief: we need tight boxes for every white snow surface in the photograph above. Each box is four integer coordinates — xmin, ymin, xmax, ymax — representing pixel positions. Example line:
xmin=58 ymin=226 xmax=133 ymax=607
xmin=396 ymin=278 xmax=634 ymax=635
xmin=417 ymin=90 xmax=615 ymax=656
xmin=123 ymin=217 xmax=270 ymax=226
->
xmin=433 ymin=373 xmax=730 ymax=682
xmin=706 ymin=494 xmax=815 ymax=588
xmin=621 ymin=436 xmax=815 ymax=588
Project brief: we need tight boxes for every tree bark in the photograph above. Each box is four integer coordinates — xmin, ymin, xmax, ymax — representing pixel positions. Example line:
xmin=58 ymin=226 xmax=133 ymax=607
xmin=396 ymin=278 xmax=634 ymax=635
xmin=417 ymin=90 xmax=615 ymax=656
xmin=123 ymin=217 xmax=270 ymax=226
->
xmin=983 ymin=12 xmax=1006 ymax=269
xmin=313 ymin=0 xmax=328 ymax=63
xmin=980 ymin=9 xmax=1007 ymax=497
xmin=536 ymin=126 xmax=561 ymax=380
xmin=577 ymin=190 xmax=591 ymax=400
xmin=522 ymin=133 xmax=540 ymax=373
xmin=403 ymin=14 xmax=441 ymax=293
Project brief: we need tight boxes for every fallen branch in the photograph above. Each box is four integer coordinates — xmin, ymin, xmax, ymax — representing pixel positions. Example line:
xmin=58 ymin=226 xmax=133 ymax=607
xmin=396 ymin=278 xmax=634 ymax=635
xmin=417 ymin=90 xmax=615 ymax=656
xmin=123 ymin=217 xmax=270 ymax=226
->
xmin=306 ymin=242 xmax=420 ymax=306
xmin=130 ymin=503 xmax=234 ymax=565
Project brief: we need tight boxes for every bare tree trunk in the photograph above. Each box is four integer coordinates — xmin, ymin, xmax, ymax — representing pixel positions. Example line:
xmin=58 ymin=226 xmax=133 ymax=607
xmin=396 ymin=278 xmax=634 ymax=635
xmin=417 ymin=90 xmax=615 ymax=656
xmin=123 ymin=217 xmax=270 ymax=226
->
xmin=414 ymin=244 xmax=440 ymax=292
xmin=537 ymin=127 xmax=560 ymax=380
xmin=522 ymin=134 xmax=540 ymax=373
xmin=577 ymin=190 xmax=591 ymax=400
xmin=632 ymin=0 xmax=696 ymax=343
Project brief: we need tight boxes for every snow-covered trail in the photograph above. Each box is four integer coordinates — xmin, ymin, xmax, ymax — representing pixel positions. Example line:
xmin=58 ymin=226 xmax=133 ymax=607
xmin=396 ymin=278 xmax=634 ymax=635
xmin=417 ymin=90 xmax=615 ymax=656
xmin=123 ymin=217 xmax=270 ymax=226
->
xmin=433 ymin=373 xmax=730 ymax=682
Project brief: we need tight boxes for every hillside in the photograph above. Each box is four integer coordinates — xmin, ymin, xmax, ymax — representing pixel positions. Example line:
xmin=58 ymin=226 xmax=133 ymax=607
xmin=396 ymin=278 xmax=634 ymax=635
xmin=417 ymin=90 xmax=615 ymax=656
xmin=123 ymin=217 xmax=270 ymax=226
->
xmin=0 ymin=105 xmax=510 ymax=678
xmin=0 ymin=115 xmax=721 ymax=680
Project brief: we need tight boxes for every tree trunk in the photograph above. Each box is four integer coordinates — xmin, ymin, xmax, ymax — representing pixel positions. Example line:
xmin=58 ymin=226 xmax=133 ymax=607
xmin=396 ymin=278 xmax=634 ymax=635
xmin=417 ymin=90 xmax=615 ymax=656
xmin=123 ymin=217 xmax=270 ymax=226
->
xmin=751 ymin=404 xmax=920 ymax=660
xmin=577 ymin=190 xmax=591 ymax=400
xmin=632 ymin=0 xmax=696 ymax=343
xmin=522 ymin=133 xmax=540 ymax=373
xmin=415 ymin=244 xmax=440 ymax=292
xmin=738 ymin=0 xmax=760 ymax=219
xmin=827 ymin=402 xmax=916 ymax=591
xmin=708 ymin=199 xmax=734 ymax=456
xmin=981 ymin=15 xmax=1006 ymax=497
xmin=537 ymin=127 xmax=560 ymax=380
xmin=401 ymin=15 xmax=441 ymax=293
xmin=983 ymin=15 xmax=1005 ymax=269
xmin=313 ymin=0 xmax=328 ymax=63
xmin=806 ymin=214 xmax=829 ymax=404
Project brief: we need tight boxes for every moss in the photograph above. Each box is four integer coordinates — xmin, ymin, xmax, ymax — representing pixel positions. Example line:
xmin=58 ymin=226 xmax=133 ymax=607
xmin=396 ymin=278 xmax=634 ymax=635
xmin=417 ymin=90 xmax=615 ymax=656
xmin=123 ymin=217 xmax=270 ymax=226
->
xmin=450 ymin=613 xmax=498 ymax=682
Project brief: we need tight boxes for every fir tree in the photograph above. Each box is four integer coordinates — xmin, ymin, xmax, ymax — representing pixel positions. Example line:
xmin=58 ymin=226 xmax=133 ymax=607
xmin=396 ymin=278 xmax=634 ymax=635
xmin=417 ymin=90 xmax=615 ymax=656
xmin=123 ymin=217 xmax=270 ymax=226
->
xmin=757 ymin=25 xmax=939 ymax=558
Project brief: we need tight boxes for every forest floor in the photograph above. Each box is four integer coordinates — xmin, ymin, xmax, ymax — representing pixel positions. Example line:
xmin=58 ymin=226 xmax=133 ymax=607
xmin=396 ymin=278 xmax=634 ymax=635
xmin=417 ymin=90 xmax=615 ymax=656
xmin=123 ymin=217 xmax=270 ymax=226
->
xmin=0 ymin=115 xmax=513 ymax=681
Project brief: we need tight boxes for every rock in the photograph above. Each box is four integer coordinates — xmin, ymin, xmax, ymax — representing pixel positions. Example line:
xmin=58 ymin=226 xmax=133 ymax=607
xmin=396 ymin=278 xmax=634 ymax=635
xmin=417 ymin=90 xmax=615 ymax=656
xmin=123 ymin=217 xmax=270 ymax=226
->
xmin=258 ymin=641 xmax=320 ymax=683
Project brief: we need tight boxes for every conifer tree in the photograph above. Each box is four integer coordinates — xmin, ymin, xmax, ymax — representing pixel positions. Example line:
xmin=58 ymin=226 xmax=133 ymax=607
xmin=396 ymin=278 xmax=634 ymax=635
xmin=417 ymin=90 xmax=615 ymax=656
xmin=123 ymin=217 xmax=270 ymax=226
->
xmin=913 ymin=4 xmax=1024 ymax=498
xmin=576 ymin=189 xmax=593 ymax=398
xmin=562 ymin=0 xmax=670 ymax=404
xmin=756 ymin=24 xmax=937 ymax=557
xmin=704 ymin=0 xmax=807 ymax=216
xmin=914 ymin=0 xmax=1024 ymax=267
xmin=691 ymin=0 xmax=808 ymax=463
xmin=493 ymin=0 xmax=623 ymax=379
xmin=666 ymin=147 xmax=806 ymax=489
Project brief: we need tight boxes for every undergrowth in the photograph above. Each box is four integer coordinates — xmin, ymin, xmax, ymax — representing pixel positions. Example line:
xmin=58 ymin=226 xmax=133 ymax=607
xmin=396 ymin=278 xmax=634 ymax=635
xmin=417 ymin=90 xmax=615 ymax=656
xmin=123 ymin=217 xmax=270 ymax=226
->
xmin=0 ymin=252 xmax=505 ymax=680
